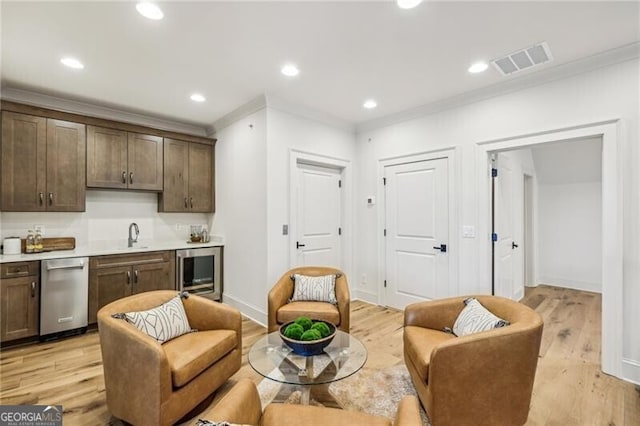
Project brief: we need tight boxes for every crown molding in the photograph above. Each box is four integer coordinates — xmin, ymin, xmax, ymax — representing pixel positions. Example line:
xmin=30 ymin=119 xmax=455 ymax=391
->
xmin=356 ymin=42 xmax=640 ymax=134
xmin=0 ymin=86 xmax=209 ymax=137
xmin=208 ymin=95 xmax=267 ymax=136
xmin=265 ymin=93 xmax=356 ymax=134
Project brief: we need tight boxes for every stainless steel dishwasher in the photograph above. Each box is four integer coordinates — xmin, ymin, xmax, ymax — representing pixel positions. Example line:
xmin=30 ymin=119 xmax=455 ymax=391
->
xmin=40 ymin=257 xmax=89 ymax=338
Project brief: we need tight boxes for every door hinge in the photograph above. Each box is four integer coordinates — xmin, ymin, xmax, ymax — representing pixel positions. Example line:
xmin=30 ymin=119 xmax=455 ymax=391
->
xmin=338 ymin=179 xmax=342 ymax=188
xmin=491 ymin=168 xmax=498 ymax=178
xmin=492 ymin=233 xmax=498 ymax=242
xmin=383 ymin=229 xmax=387 ymax=236
xmin=384 ymin=280 xmax=387 ymax=288
xmin=338 ymin=227 xmax=342 ymax=235
xmin=383 ymin=177 xmax=387 ymax=185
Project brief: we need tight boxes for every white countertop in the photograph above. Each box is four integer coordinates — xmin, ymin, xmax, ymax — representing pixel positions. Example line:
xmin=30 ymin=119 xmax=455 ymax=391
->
xmin=0 ymin=236 xmax=224 ymax=263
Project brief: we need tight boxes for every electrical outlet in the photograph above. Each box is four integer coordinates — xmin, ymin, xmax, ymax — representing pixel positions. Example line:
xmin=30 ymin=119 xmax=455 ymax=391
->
xmin=34 ymin=225 xmax=45 ymax=236
xmin=175 ymin=223 xmax=182 ymax=231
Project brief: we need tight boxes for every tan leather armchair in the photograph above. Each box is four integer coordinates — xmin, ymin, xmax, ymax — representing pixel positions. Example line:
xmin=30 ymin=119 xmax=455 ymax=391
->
xmin=97 ymin=291 xmax=242 ymax=426
xmin=404 ymin=295 xmax=543 ymax=426
xmin=197 ymin=378 xmax=423 ymax=426
xmin=268 ymin=266 xmax=350 ymax=333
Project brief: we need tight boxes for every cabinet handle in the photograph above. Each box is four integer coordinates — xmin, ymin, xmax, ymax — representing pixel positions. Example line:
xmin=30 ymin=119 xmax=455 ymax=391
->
xmin=127 ymin=271 xmax=131 ymax=284
xmin=48 ymin=192 xmax=53 ymax=205
xmin=190 ymin=197 xmax=193 ymax=209
xmin=134 ymin=270 xmax=138 ymax=283
xmin=122 ymin=171 xmax=126 ymax=184
xmin=31 ymin=281 xmax=36 ymax=298
xmin=39 ymin=192 xmax=44 ymax=205
xmin=184 ymin=197 xmax=188 ymax=208
xmin=129 ymin=172 xmax=133 ymax=184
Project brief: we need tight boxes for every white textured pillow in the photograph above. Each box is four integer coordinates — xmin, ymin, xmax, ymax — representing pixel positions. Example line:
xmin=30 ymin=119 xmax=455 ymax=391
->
xmin=452 ymin=298 xmax=510 ymax=337
xmin=124 ymin=295 xmax=192 ymax=343
xmin=290 ymin=274 xmax=338 ymax=304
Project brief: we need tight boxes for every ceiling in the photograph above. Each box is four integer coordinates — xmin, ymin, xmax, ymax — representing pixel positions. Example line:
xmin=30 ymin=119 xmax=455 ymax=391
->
xmin=1 ymin=1 xmax=639 ymax=130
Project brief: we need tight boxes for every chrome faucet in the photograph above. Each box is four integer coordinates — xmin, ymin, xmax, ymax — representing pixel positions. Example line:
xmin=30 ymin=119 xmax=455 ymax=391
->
xmin=128 ymin=222 xmax=139 ymax=248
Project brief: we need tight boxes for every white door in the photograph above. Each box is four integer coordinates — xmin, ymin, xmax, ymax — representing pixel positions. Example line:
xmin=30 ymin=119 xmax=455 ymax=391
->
xmin=494 ymin=153 xmax=524 ymax=300
xmin=384 ymin=158 xmax=449 ymax=309
xmin=293 ymin=163 xmax=342 ymax=268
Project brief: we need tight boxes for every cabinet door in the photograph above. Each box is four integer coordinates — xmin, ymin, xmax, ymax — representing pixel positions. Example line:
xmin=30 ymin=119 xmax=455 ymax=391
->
xmin=128 ymin=133 xmax=163 ymax=191
xmin=188 ymin=142 xmax=214 ymax=212
xmin=132 ymin=257 xmax=175 ymax=294
xmin=159 ymin=138 xmax=189 ymax=212
xmin=46 ymin=119 xmax=86 ymax=211
xmin=88 ymin=265 xmax=132 ymax=324
xmin=1 ymin=112 xmax=47 ymax=211
xmin=86 ymin=126 xmax=128 ymax=189
xmin=0 ymin=276 xmax=39 ymax=342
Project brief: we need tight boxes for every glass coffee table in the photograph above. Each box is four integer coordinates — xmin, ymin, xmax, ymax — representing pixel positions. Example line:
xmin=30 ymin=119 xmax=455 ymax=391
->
xmin=248 ymin=329 xmax=367 ymax=405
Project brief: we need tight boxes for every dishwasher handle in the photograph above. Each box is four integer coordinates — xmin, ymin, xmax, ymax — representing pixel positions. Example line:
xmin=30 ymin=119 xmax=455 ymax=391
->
xmin=45 ymin=259 xmax=86 ymax=271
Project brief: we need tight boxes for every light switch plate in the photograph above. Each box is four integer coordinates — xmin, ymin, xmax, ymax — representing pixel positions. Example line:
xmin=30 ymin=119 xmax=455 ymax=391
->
xmin=462 ymin=225 xmax=475 ymax=238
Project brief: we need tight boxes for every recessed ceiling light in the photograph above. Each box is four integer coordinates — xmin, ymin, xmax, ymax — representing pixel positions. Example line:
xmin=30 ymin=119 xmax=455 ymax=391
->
xmin=190 ymin=93 xmax=206 ymax=102
xmin=136 ymin=2 xmax=164 ymax=20
xmin=60 ymin=57 xmax=84 ymax=69
xmin=397 ymin=0 xmax=423 ymax=9
xmin=468 ymin=62 xmax=489 ymax=73
xmin=363 ymin=99 xmax=377 ymax=109
xmin=281 ymin=64 xmax=300 ymax=77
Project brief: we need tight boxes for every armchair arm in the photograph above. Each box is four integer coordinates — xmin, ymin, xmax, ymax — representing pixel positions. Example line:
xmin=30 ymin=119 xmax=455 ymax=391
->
xmin=404 ymin=296 xmax=469 ymax=330
xmin=335 ymin=274 xmax=350 ymax=332
xmin=393 ymin=395 xmax=423 ymax=426
xmin=268 ymin=273 xmax=294 ymax=332
xmin=183 ymin=295 xmax=242 ymax=338
xmin=200 ymin=378 xmax=262 ymax=425
xmin=97 ymin=311 xmax=172 ymax=425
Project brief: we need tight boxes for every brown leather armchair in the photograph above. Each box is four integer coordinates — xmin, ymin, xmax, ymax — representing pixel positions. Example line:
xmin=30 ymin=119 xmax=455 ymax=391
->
xmin=404 ymin=295 xmax=543 ymax=426
xmin=268 ymin=266 xmax=350 ymax=333
xmin=97 ymin=291 xmax=242 ymax=426
xmin=197 ymin=378 xmax=423 ymax=426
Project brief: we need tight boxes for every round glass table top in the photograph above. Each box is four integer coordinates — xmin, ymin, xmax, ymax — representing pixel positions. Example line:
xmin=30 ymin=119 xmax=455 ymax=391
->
xmin=248 ymin=329 xmax=368 ymax=386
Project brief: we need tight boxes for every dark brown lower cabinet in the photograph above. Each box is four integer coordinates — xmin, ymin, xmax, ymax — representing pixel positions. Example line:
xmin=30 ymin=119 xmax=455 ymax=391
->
xmin=88 ymin=251 xmax=175 ymax=324
xmin=0 ymin=262 xmax=39 ymax=342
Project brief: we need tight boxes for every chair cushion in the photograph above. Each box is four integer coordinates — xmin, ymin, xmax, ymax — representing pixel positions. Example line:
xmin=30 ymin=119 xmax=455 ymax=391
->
xmin=453 ymin=297 xmax=510 ymax=336
xmin=262 ymin=403 xmax=391 ymax=426
xmin=277 ymin=301 xmax=340 ymax=326
xmin=403 ymin=325 xmax=456 ymax=382
xmin=163 ymin=329 xmax=237 ymax=387
xmin=290 ymin=274 xmax=338 ymax=304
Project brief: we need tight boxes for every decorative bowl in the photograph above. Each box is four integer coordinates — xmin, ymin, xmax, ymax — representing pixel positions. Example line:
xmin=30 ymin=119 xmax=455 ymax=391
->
xmin=279 ymin=320 xmax=337 ymax=356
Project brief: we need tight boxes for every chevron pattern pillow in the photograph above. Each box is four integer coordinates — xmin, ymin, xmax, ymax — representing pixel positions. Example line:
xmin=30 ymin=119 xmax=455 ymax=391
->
xmin=124 ymin=295 xmax=193 ymax=343
xmin=290 ymin=274 xmax=338 ymax=305
xmin=452 ymin=298 xmax=510 ymax=337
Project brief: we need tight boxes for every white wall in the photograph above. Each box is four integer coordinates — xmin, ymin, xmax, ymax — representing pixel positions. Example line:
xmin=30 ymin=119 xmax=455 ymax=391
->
xmin=538 ymin=181 xmax=602 ymax=292
xmin=212 ymin=109 xmax=268 ymax=322
xmin=0 ymin=191 xmax=207 ymax=248
xmin=212 ymin=105 xmax=356 ymax=324
xmin=354 ymin=58 xmax=639 ymax=371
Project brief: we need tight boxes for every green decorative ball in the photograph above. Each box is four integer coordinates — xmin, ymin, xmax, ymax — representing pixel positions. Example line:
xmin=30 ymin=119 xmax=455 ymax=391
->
xmin=284 ymin=323 xmax=304 ymax=340
xmin=294 ymin=316 xmax=313 ymax=331
xmin=300 ymin=329 xmax=322 ymax=341
xmin=311 ymin=322 xmax=331 ymax=338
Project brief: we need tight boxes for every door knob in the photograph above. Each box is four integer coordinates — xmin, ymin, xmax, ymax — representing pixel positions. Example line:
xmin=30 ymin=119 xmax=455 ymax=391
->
xmin=296 ymin=241 xmax=306 ymax=249
xmin=512 ymin=242 xmax=519 ymax=249
xmin=433 ymin=244 xmax=447 ymax=253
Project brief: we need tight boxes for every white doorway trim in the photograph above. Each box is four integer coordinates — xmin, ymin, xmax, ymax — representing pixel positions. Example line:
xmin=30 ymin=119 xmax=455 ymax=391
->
xmin=289 ymin=149 xmax=353 ymax=277
xmin=376 ymin=147 xmax=460 ymax=306
xmin=476 ymin=120 xmax=622 ymax=378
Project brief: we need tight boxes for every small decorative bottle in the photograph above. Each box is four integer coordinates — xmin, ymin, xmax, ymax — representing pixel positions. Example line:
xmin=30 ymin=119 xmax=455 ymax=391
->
xmin=34 ymin=230 xmax=43 ymax=253
xmin=26 ymin=230 xmax=35 ymax=254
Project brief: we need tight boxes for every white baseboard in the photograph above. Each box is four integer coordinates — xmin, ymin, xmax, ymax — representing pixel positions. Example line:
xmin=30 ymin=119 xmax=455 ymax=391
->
xmin=353 ymin=289 xmax=379 ymax=305
xmin=537 ymin=276 xmax=602 ymax=293
xmin=621 ymin=358 xmax=640 ymax=386
xmin=223 ymin=293 xmax=267 ymax=327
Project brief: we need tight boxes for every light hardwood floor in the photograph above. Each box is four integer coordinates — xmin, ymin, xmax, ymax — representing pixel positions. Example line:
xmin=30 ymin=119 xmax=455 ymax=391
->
xmin=0 ymin=285 xmax=638 ymax=425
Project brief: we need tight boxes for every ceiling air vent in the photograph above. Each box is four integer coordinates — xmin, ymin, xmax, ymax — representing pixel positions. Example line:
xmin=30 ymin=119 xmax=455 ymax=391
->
xmin=492 ymin=42 xmax=553 ymax=76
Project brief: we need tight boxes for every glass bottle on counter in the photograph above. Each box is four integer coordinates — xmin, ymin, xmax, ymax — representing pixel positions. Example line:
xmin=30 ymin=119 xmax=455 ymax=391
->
xmin=26 ymin=230 xmax=35 ymax=253
xmin=34 ymin=230 xmax=43 ymax=253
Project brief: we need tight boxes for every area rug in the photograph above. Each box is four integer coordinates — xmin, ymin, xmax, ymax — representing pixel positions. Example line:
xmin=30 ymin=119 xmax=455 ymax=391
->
xmin=257 ymin=364 xmax=430 ymax=425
